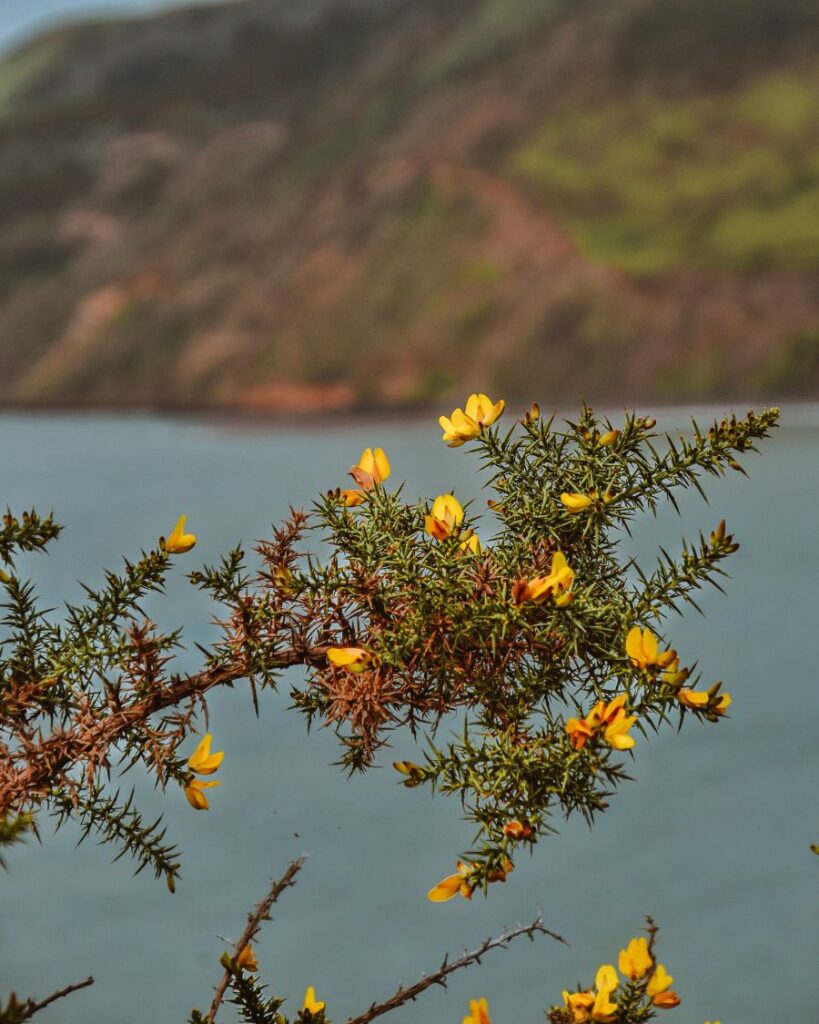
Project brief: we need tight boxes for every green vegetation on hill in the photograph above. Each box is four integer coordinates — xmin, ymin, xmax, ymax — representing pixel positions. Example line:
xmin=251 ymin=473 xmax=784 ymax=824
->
xmin=0 ymin=0 xmax=817 ymax=411
xmin=514 ymin=69 xmax=819 ymax=274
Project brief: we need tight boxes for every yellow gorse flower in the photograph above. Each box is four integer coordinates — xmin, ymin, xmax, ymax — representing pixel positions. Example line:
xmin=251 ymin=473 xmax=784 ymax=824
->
xmin=302 ymin=986 xmax=325 ymax=1014
xmin=427 ymin=860 xmax=475 ymax=902
xmin=439 ymin=393 xmax=505 ymax=447
xmin=564 ymin=965 xmax=619 ymax=1023
xmin=424 ymin=494 xmax=465 ymax=541
xmin=566 ymin=694 xmax=636 ymax=752
xmin=187 ymin=733 xmax=224 ymax=775
xmin=502 ymin=818 xmax=533 ymax=840
xmin=560 ymin=491 xmax=594 ymax=513
xmin=342 ymin=447 xmax=391 ymax=506
xmin=562 ymin=989 xmax=595 ymax=1023
xmin=183 ymin=777 xmax=220 ymax=811
xmin=236 ymin=944 xmax=259 ymax=972
xmin=647 ymin=964 xmax=681 ymax=1008
xmin=514 ymin=551 xmax=574 ymax=605
xmin=626 ymin=626 xmax=677 ymax=670
xmin=618 ymin=937 xmax=653 ymax=980
xmin=458 ymin=529 xmax=483 ymax=555
xmin=463 ymin=997 xmax=491 ymax=1024
xmin=183 ymin=732 xmax=224 ymax=810
xmin=163 ymin=515 xmax=197 ymax=554
xmin=326 ymin=646 xmax=376 ymax=673
xmin=591 ymin=964 xmax=619 ymax=1022
xmin=677 ymin=687 xmax=732 ymax=715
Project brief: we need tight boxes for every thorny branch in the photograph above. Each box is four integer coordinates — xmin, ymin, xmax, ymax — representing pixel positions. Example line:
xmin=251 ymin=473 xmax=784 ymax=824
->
xmin=346 ymin=915 xmax=566 ymax=1024
xmin=206 ymin=858 xmax=306 ymax=1024
xmin=7 ymin=976 xmax=95 ymax=1021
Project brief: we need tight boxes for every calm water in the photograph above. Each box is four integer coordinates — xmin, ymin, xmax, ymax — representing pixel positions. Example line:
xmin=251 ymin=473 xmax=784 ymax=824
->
xmin=1 ymin=408 xmax=817 ymax=1023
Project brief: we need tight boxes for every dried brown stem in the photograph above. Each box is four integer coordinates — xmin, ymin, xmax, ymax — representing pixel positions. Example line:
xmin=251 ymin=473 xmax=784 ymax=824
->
xmin=206 ymin=858 xmax=306 ymax=1024
xmin=346 ymin=915 xmax=567 ymax=1024
xmin=19 ymin=976 xmax=94 ymax=1019
xmin=0 ymin=647 xmax=328 ymax=815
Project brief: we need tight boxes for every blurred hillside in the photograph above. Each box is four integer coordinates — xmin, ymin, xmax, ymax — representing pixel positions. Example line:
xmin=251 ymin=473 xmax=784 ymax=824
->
xmin=0 ymin=0 xmax=818 ymax=413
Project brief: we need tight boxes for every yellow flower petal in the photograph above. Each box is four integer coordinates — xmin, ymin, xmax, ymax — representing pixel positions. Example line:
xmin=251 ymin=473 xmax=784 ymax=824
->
xmin=183 ymin=778 xmax=220 ymax=810
xmin=327 ymin=647 xmax=370 ymax=671
xmin=560 ymin=492 xmax=594 ymax=513
xmin=618 ymin=937 xmax=653 ymax=980
xmin=164 ymin=515 xmax=197 ymax=554
xmin=426 ymin=872 xmax=463 ymax=902
xmin=373 ymin=447 xmax=391 ymax=482
xmin=236 ymin=944 xmax=259 ymax=972
xmin=647 ymin=964 xmax=674 ymax=998
xmin=302 ymin=986 xmax=326 ymax=1013
xmin=463 ymin=997 xmax=492 ymax=1024
xmin=188 ymin=733 xmax=224 ymax=775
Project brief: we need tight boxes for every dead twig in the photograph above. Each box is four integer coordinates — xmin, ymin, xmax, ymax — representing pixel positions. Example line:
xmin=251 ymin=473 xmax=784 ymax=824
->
xmin=206 ymin=858 xmax=306 ymax=1023
xmin=346 ymin=914 xmax=567 ymax=1024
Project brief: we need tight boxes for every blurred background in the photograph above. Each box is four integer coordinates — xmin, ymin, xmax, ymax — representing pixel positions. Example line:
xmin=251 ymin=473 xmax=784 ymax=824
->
xmin=1 ymin=2 xmax=818 ymax=1022
xmin=0 ymin=0 xmax=817 ymax=413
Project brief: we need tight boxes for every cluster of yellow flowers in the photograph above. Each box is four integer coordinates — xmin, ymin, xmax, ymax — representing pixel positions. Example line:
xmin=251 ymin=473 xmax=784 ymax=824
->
xmin=565 ymin=693 xmax=636 ymax=752
xmin=628 ymin=626 xmax=732 ymax=716
xmin=561 ymin=936 xmax=680 ymax=1023
xmin=162 ymin=394 xmax=738 ymax=1020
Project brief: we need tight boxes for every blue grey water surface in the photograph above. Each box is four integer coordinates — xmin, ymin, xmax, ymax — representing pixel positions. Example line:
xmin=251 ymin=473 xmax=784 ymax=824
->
xmin=0 ymin=407 xmax=817 ymax=1024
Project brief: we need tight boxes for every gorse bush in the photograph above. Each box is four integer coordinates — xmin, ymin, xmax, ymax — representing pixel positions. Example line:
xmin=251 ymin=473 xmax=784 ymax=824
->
xmin=0 ymin=396 xmax=778 ymax=1023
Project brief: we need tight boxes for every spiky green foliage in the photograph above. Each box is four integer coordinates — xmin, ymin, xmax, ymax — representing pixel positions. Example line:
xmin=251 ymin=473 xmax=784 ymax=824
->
xmin=0 ymin=404 xmax=778 ymax=902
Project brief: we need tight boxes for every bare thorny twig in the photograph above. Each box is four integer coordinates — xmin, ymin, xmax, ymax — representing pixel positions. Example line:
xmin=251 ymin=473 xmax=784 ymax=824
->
xmin=206 ymin=857 xmax=307 ymax=1024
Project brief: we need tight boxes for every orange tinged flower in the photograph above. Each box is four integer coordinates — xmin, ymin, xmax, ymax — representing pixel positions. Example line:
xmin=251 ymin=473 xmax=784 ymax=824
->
xmin=439 ymin=393 xmax=505 ymax=446
xmin=342 ymin=447 xmax=391 ymax=506
xmin=566 ymin=694 xmax=636 ymax=751
xmin=515 ymin=551 xmax=574 ymax=605
xmin=601 ymin=694 xmax=637 ymax=751
xmin=163 ymin=515 xmax=196 ymax=554
xmin=463 ymin=997 xmax=491 ymax=1024
xmin=503 ymin=819 xmax=533 ymax=840
xmin=618 ymin=937 xmax=653 ymax=980
xmin=424 ymin=494 xmax=465 ymax=541
xmin=236 ymin=944 xmax=259 ymax=972
xmin=647 ymin=964 xmax=680 ymax=1008
xmin=302 ymin=986 xmax=325 ymax=1014
xmin=626 ymin=626 xmax=677 ymax=670
xmin=427 ymin=860 xmax=474 ymax=902
xmin=350 ymin=447 xmax=391 ymax=487
xmin=341 ymin=489 xmax=367 ymax=507
xmin=565 ymin=715 xmax=595 ymax=751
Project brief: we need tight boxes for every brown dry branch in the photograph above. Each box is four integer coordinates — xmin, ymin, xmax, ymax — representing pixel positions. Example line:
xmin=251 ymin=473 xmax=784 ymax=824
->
xmin=12 ymin=975 xmax=94 ymax=1020
xmin=346 ymin=914 xmax=566 ymax=1024
xmin=206 ymin=858 xmax=306 ymax=1024
xmin=0 ymin=647 xmax=328 ymax=816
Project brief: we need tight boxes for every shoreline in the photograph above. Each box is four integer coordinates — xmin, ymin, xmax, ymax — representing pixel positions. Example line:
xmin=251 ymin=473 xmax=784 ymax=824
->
xmin=0 ymin=397 xmax=811 ymax=432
